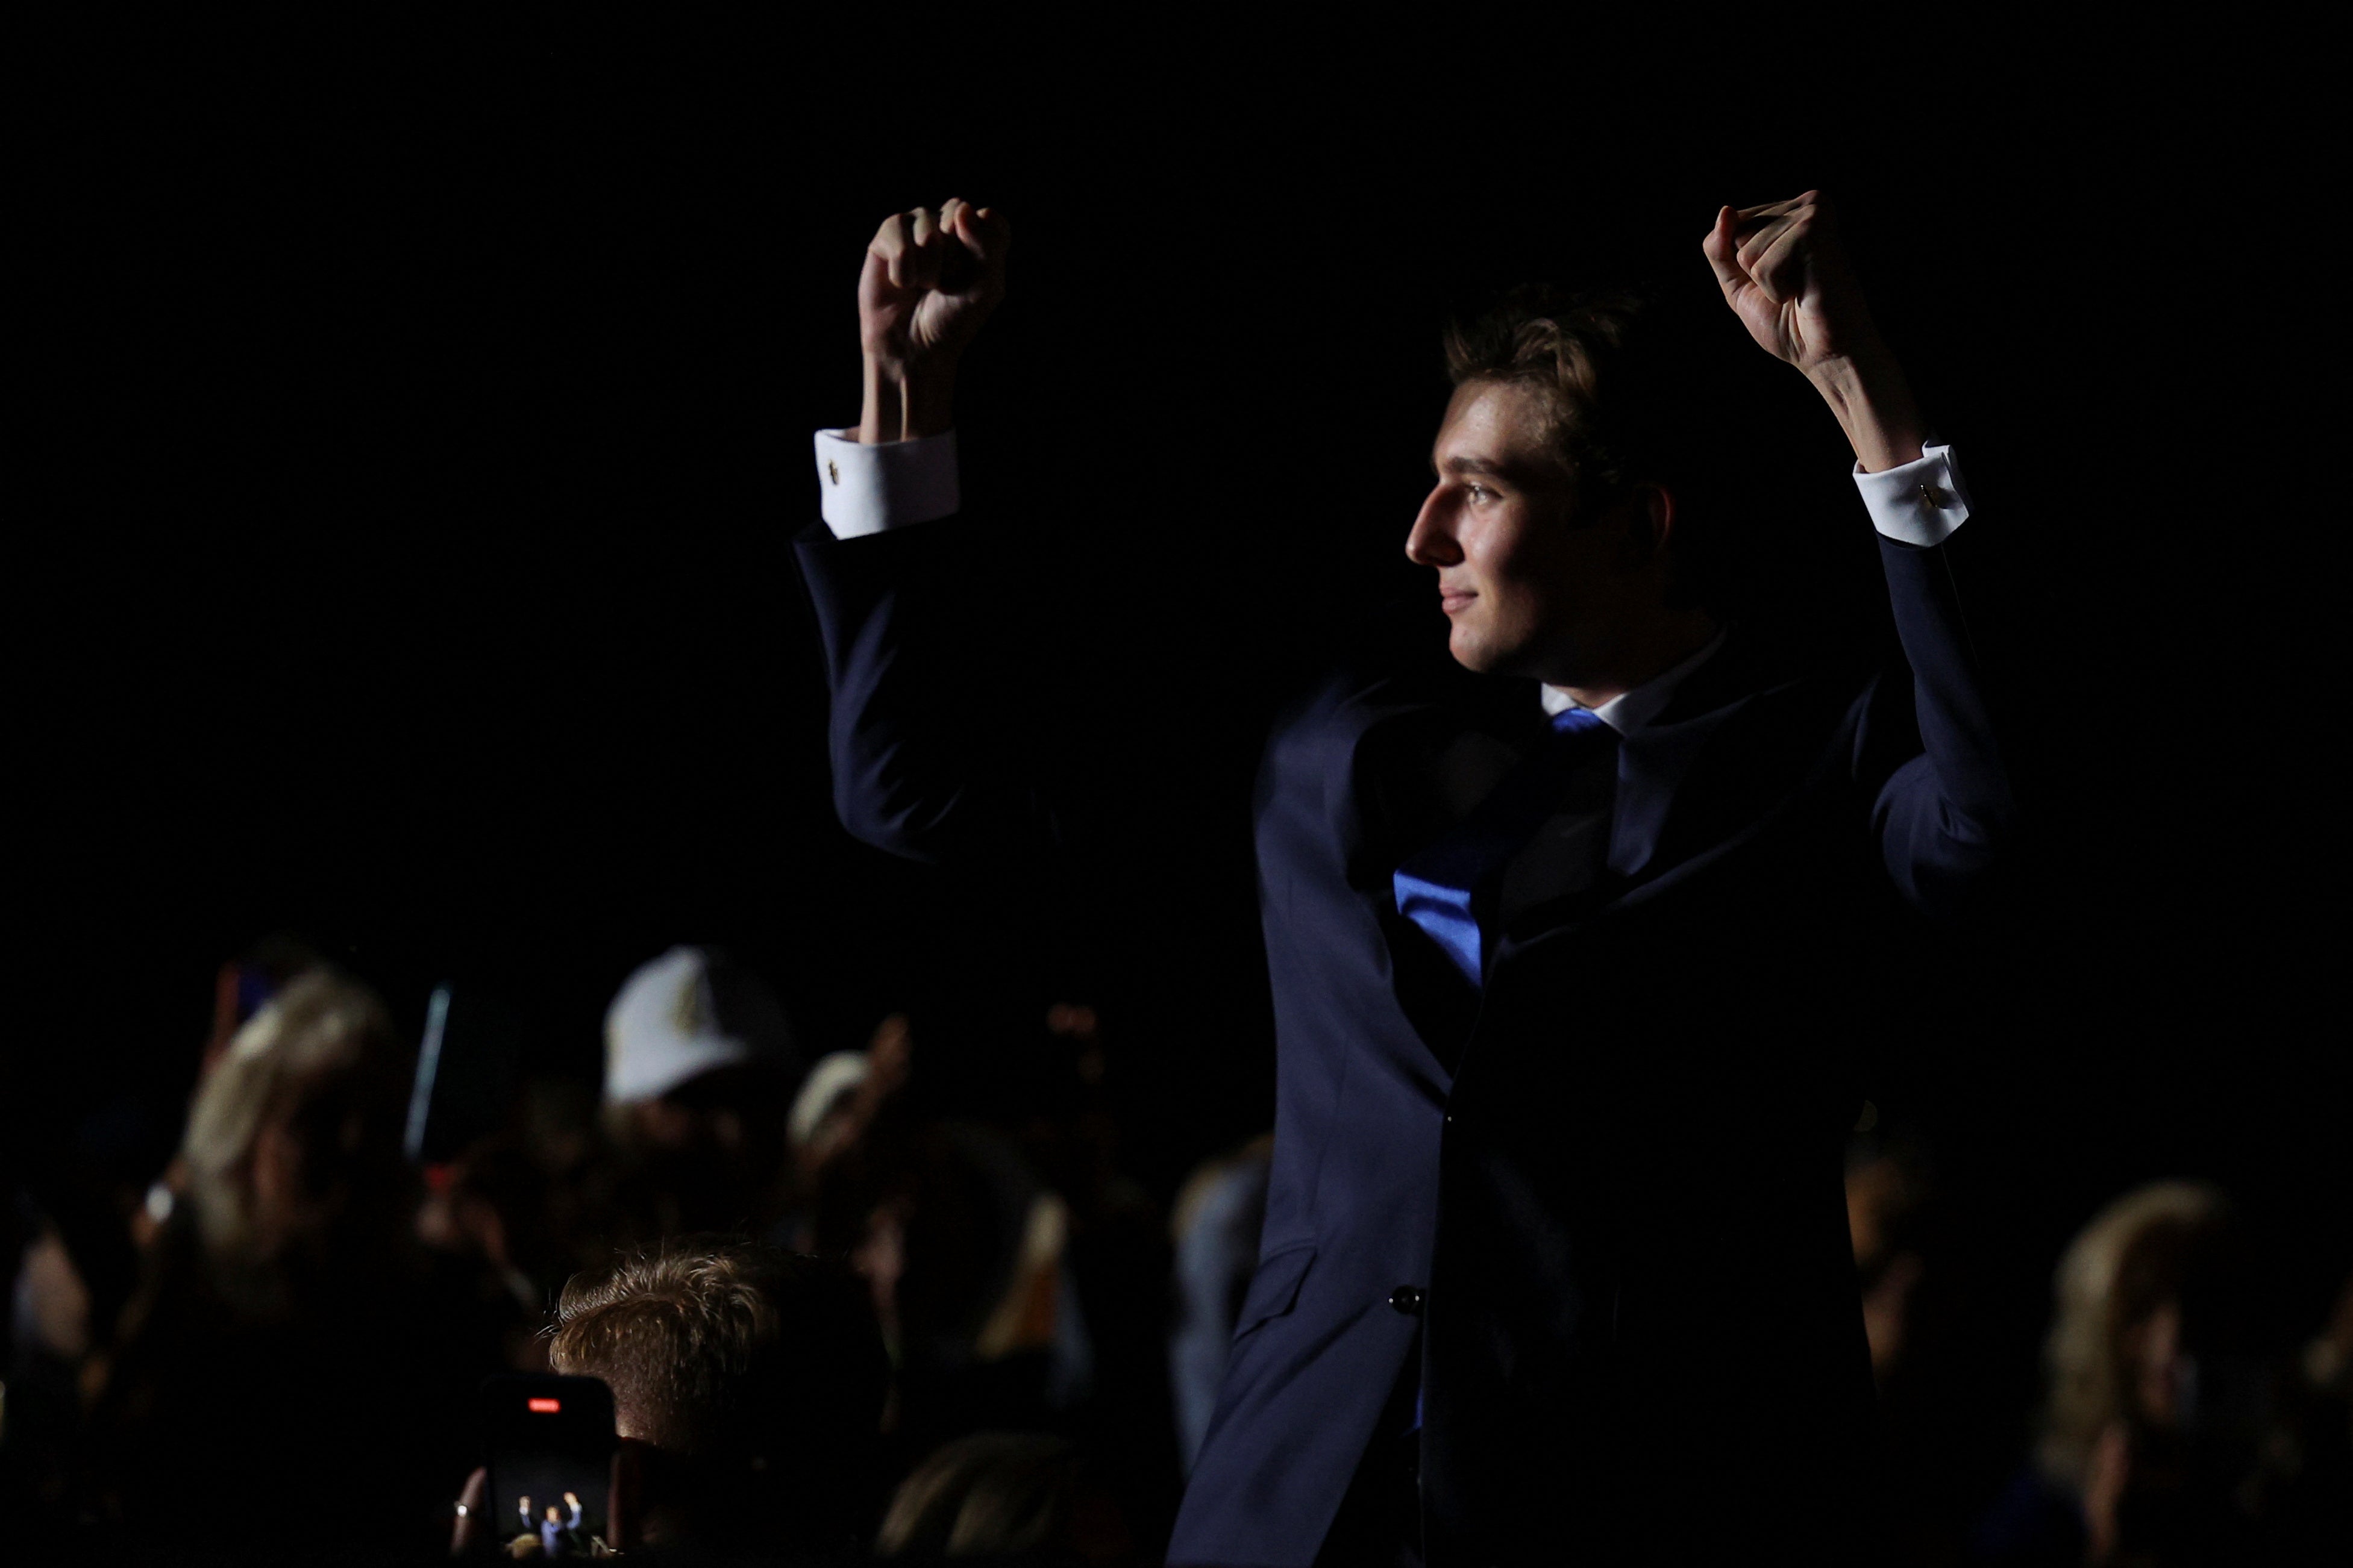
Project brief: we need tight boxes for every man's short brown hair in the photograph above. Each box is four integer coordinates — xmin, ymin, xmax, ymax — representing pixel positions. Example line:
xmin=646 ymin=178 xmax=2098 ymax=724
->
xmin=1444 ymin=287 xmax=1656 ymax=489
xmin=550 ymin=1238 xmax=889 ymax=1552
xmin=550 ymin=1238 xmax=885 ymax=1463
xmin=1443 ymin=284 xmax=1746 ymax=612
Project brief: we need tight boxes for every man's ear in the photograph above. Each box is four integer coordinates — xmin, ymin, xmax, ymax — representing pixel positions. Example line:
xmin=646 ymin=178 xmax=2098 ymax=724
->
xmin=1611 ymin=484 xmax=1676 ymax=570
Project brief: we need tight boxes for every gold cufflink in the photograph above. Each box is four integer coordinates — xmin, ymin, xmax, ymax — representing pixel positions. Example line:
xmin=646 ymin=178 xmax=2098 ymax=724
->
xmin=1918 ymin=482 xmax=1944 ymax=509
xmin=827 ymin=461 xmax=841 ymax=486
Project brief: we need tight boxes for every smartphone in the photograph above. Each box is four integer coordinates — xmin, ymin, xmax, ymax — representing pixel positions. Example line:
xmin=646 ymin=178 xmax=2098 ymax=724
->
xmin=481 ymin=1374 xmax=616 ymax=1557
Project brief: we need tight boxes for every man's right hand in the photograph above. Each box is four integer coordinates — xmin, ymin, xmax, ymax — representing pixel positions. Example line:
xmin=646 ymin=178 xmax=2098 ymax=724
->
xmin=858 ymin=199 xmax=1010 ymax=443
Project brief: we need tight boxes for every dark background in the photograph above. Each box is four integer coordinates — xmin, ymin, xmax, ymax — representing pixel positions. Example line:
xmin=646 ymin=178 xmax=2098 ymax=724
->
xmin=14 ymin=11 xmax=2342 ymax=1532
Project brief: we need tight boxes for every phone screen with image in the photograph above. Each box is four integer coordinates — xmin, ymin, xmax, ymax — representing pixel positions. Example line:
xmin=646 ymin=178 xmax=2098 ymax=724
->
xmin=482 ymin=1374 xmax=616 ymax=1558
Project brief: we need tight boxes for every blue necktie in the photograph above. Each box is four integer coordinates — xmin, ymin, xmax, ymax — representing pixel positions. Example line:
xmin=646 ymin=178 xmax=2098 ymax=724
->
xmin=1393 ymin=707 xmax=1614 ymax=987
xmin=1394 ymin=706 xmax=1612 ymax=1439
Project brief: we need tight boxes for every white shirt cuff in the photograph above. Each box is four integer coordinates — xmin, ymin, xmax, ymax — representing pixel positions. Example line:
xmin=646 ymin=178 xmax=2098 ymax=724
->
xmin=815 ymin=427 xmax=960 ymax=537
xmin=1853 ymin=440 xmax=1972 ymax=548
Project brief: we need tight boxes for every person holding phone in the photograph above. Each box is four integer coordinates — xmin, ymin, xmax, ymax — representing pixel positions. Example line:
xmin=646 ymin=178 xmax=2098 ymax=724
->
xmin=796 ymin=193 xmax=2011 ymax=1562
xmin=453 ymin=1240 xmax=888 ymax=1558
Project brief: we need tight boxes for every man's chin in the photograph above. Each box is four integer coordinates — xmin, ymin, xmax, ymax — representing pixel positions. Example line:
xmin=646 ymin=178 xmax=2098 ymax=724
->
xmin=1447 ymin=629 xmax=1524 ymax=678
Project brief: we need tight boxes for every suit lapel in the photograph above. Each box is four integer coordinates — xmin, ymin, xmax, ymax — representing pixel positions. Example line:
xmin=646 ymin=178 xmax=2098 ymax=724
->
xmin=1606 ymin=622 xmax=1776 ymax=879
xmin=1608 ymin=694 xmax=1752 ymax=879
xmin=1495 ymin=625 xmax=1831 ymax=951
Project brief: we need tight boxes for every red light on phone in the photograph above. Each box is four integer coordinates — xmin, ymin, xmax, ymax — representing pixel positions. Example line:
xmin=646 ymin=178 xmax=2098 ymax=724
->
xmin=527 ymin=1398 xmax=562 ymax=1413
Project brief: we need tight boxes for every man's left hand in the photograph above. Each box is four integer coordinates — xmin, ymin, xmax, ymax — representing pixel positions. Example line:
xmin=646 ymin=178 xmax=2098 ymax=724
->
xmin=1702 ymin=192 xmax=1878 ymax=376
xmin=1703 ymin=192 xmax=1926 ymax=473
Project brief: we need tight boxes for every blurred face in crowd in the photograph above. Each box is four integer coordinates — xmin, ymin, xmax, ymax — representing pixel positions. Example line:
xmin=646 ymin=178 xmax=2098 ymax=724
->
xmin=2123 ymin=1296 xmax=2187 ymax=1429
xmin=625 ymin=1096 xmax=745 ymax=1154
xmin=1405 ymin=379 xmax=1677 ymax=689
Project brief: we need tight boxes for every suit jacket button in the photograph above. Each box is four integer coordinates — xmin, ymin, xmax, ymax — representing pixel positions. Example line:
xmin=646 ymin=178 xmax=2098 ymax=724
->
xmin=1389 ymin=1285 xmax=1425 ymax=1316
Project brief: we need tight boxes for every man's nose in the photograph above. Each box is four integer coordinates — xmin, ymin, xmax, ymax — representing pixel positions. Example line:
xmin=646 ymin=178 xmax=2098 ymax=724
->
xmin=1406 ymin=489 xmax=1460 ymax=566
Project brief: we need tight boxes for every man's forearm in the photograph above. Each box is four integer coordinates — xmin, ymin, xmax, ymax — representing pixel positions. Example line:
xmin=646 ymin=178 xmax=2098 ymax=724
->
xmin=1807 ymin=345 xmax=1927 ymax=474
xmin=859 ymin=356 xmax=956 ymax=444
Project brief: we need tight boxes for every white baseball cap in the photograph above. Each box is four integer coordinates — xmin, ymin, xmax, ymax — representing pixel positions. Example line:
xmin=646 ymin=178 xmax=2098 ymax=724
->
xmin=603 ymin=946 xmax=794 ymax=1105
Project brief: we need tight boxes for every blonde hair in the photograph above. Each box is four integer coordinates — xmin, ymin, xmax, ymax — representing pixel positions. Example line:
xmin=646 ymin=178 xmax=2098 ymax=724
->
xmin=875 ymin=1431 xmax=1079 ymax=1557
xmin=181 ymin=968 xmax=403 ymax=1263
xmin=2035 ymin=1179 xmax=2228 ymax=1489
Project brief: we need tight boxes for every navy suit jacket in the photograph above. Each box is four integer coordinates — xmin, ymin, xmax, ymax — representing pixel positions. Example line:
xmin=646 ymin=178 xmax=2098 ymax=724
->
xmin=795 ymin=506 xmax=2012 ymax=1566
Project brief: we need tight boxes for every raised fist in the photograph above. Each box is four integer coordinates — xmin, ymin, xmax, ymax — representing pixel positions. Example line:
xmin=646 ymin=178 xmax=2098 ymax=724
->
xmin=859 ymin=199 xmax=1012 ymax=378
xmin=1701 ymin=192 xmax=1881 ymax=378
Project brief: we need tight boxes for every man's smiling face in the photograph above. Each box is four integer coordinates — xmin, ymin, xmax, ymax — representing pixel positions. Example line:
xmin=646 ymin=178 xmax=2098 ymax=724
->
xmin=1406 ymin=379 xmax=1624 ymax=683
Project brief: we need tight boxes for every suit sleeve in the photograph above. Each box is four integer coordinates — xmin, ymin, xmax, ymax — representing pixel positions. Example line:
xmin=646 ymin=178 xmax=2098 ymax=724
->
xmin=1853 ymin=444 xmax=2017 ymax=917
xmin=792 ymin=513 xmax=1074 ymax=869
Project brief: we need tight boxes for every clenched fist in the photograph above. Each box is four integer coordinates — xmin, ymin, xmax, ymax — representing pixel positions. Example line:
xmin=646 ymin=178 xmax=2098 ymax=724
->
xmin=1702 ymin=191 xmax=1925 ymax=472
xmin=1702 ymin=191 xmax=1882 ymax=376
xmin=856 ymin=200 xmax=1010 ymax=444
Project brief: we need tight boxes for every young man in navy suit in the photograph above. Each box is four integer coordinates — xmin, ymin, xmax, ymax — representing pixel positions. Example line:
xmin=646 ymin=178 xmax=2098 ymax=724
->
xmin=797 ymin=193 xmax=2010 ymax=1564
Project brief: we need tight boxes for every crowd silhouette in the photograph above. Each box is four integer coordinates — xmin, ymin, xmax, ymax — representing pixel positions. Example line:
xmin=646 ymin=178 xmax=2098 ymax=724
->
xmin=4 ymin=939 xmax=2345 ymax=1563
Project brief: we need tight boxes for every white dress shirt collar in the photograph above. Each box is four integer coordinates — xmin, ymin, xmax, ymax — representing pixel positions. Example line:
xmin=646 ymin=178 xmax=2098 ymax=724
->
xmin=1540 ymin=626 xmax=1729 ymax=736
